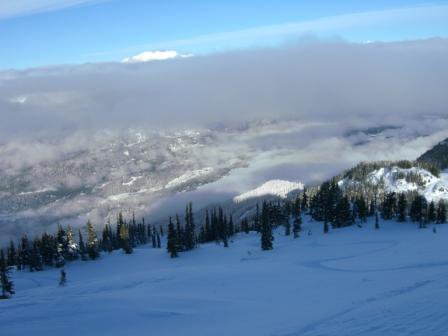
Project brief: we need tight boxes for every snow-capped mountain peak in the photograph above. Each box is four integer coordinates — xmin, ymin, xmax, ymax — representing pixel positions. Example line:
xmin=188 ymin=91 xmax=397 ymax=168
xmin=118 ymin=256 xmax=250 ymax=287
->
xmin=122 ymin=50 xmax=193 ymax=63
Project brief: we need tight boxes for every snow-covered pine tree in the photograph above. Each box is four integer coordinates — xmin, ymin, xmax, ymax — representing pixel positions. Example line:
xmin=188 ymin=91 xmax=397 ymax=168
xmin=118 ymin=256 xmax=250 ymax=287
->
xmin=66 ymin=225 xmax=79 ymax=260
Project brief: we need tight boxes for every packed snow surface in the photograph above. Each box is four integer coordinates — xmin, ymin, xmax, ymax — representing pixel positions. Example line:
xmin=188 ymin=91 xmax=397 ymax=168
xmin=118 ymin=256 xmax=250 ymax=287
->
xmin=234 ymin=179 xmax=304 ymax=203
xmin=3 ymin=217 xmax=447 ymax=336
xmin=339 ymin=166 xmax=448 ymax=202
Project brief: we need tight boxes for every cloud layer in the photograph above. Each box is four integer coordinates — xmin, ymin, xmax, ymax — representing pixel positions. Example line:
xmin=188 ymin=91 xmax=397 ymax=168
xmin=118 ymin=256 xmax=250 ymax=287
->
xmin=1 ymin=38 xmax=448 ymax=142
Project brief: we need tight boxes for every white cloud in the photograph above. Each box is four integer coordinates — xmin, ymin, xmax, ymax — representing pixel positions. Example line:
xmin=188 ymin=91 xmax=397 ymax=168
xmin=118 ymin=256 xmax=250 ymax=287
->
xmin=1 ymin=39 xmax=448 ymax=140
xmin=90 ymin=3 xmax=448 ymax=60
xmin=122 ymin=50 xmax=193 ymax=63
xmin=0 ymin=0 xmax=105 ymax=19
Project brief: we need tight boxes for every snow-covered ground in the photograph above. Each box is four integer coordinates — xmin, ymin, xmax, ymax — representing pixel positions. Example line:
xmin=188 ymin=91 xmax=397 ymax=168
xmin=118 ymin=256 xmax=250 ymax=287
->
xmin=339 ymin=166 xmax=448 ymax=202
xmin=2 ymin=218 xmax=448 ymax=336
xmin=165 ymin=167 xmax=215 ymax=189
xmin=233 ymin=179 xmax=304 ymax=203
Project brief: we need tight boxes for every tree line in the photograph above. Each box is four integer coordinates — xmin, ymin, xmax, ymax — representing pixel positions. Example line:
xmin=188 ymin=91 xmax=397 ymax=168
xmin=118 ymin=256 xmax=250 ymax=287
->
xmin=2 ymin=180 xmax=447 ymax=299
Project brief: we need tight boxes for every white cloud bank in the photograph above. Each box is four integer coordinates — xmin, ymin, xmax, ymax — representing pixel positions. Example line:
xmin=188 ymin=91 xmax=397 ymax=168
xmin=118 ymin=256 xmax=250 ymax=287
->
xmin=122 ymin=50 xmax=193 ymax=63
xmin=1 ymin=38 xmax=448 ymax=142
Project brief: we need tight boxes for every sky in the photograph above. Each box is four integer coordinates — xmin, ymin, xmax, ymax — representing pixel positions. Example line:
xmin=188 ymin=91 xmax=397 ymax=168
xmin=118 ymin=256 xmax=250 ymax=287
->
xmin=1 ymin=1 xmax=448 ymax=234
xmin=1 ymin=0 xmax=448 ymax=69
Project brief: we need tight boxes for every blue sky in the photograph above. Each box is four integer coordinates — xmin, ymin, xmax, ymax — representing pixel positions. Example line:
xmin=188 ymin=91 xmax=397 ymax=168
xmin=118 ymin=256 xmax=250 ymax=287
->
xmin=1 ymin=0 xmax=448 ymax=69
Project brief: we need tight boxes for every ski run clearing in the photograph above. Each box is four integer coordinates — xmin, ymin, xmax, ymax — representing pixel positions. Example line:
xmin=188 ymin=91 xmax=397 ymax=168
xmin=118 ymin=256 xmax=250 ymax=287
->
xmin=2 ymin=217 xmax=448 ymax=336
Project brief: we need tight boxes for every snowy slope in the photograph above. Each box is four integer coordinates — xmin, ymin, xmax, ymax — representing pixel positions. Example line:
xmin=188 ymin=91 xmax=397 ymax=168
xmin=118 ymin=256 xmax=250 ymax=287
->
xmin=3 ymin=217 xmax=448 ymax=336
xmin=233 ymin=180 xmax=304 ymax=203
xmin=339 ymin=166 xmax=448 ymax=202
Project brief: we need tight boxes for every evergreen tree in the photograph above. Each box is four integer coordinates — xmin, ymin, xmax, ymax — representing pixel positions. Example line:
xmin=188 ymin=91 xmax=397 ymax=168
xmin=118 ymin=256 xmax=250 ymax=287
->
xmin=7 ymin=240 xmax=16 ymax=267
xmin=397 ymin=193 xmax=407 ymax=222
xmin=334 ymin=196 xmax=353 ymax=228
xmin=167 ymin=217 xmax=178 ymax=258
xmin=156 ymin=233 xmax=161 ymax=248
xmin=310 ymin=180 xmax=342 ymax=224
xmin=253 ymin=203 xmax=260 ymax=232
xmin=65 ymin=225 xmax=79 ymax=260
xmin=152 ymin=227 xmax=157 ymax=248
xmin=0 ymin=252 xmax=14 ymax=299
xmin=204 ymin=210 xmax=212 ymax=240
xmin=119 ymin=224 xmax=133 ymax=254
xmin=159 ymin=225 xmax=164 ymax=237
xmin=323 ymin=220 xmax=329 ymax=234
xmin=116 ymin=212 xmax=124 ymax=250
xmin=222 ymin=215 xmax=229 ymax=247
xmin=428 ymin=201 xmax=437 ymax=223
xmin=86 ymin=220 xmax=100 ymax=260
xmin=293 ymin=213 xmax=302 ymax=239
xmin=301 ymin=188 xmax=308 ymax=212
xmin=101 ymin=222 xmax=113 ymax=253
xmin=284 ymin=218 xmax=291 ymax=236
xmin=78 ymin=229 xmax=88 ymax=261
xmin=261 ymin=202 xmax=273 ymax=250
xmin=184 ymin=203 xmax=196 ymax=251
xmin=382 ymin=192 xmax=397 ymax=220
xmin=242 ymin=218 xmax=250 ymax=234
xmin=29 ymin=240 xmax=44 ymax=271
xmin=410 ymin=195 xmax=427 ymax=228
xmin=228 ymin=216 xmax=234 ymax=237
xmin=356 ymin=197 xmax=368 ymax=223
xmin=375 ymin=211 xmax=380 ymax=229
xmin=437 ymin=200 xmax=447 ymax=224
xmin=18 ymin=235 xmax=31 ymax=270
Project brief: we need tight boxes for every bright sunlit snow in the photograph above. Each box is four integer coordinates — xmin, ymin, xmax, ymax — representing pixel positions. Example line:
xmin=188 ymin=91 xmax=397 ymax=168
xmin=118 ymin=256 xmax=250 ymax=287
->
xmin=233 ymin=180 xmax=304 ymax=203
xmin=3 ymin=217 xmax=447 ymax=336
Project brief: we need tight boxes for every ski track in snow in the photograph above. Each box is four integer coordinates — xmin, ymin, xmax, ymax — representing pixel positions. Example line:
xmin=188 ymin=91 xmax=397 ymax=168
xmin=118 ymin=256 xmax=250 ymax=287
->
xmin=2 ymin=218 xmax=448 ymax=336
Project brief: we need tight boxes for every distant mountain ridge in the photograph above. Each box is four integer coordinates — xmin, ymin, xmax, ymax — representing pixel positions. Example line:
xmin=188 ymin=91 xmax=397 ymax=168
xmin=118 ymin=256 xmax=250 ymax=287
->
xmin=418 ymin=138 xmax=448 ymax=170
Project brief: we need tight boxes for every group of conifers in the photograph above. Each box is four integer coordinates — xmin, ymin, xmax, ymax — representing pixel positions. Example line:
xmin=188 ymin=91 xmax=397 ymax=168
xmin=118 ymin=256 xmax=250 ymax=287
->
xmin=2 ymin=181 xmax=447 ymax=299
